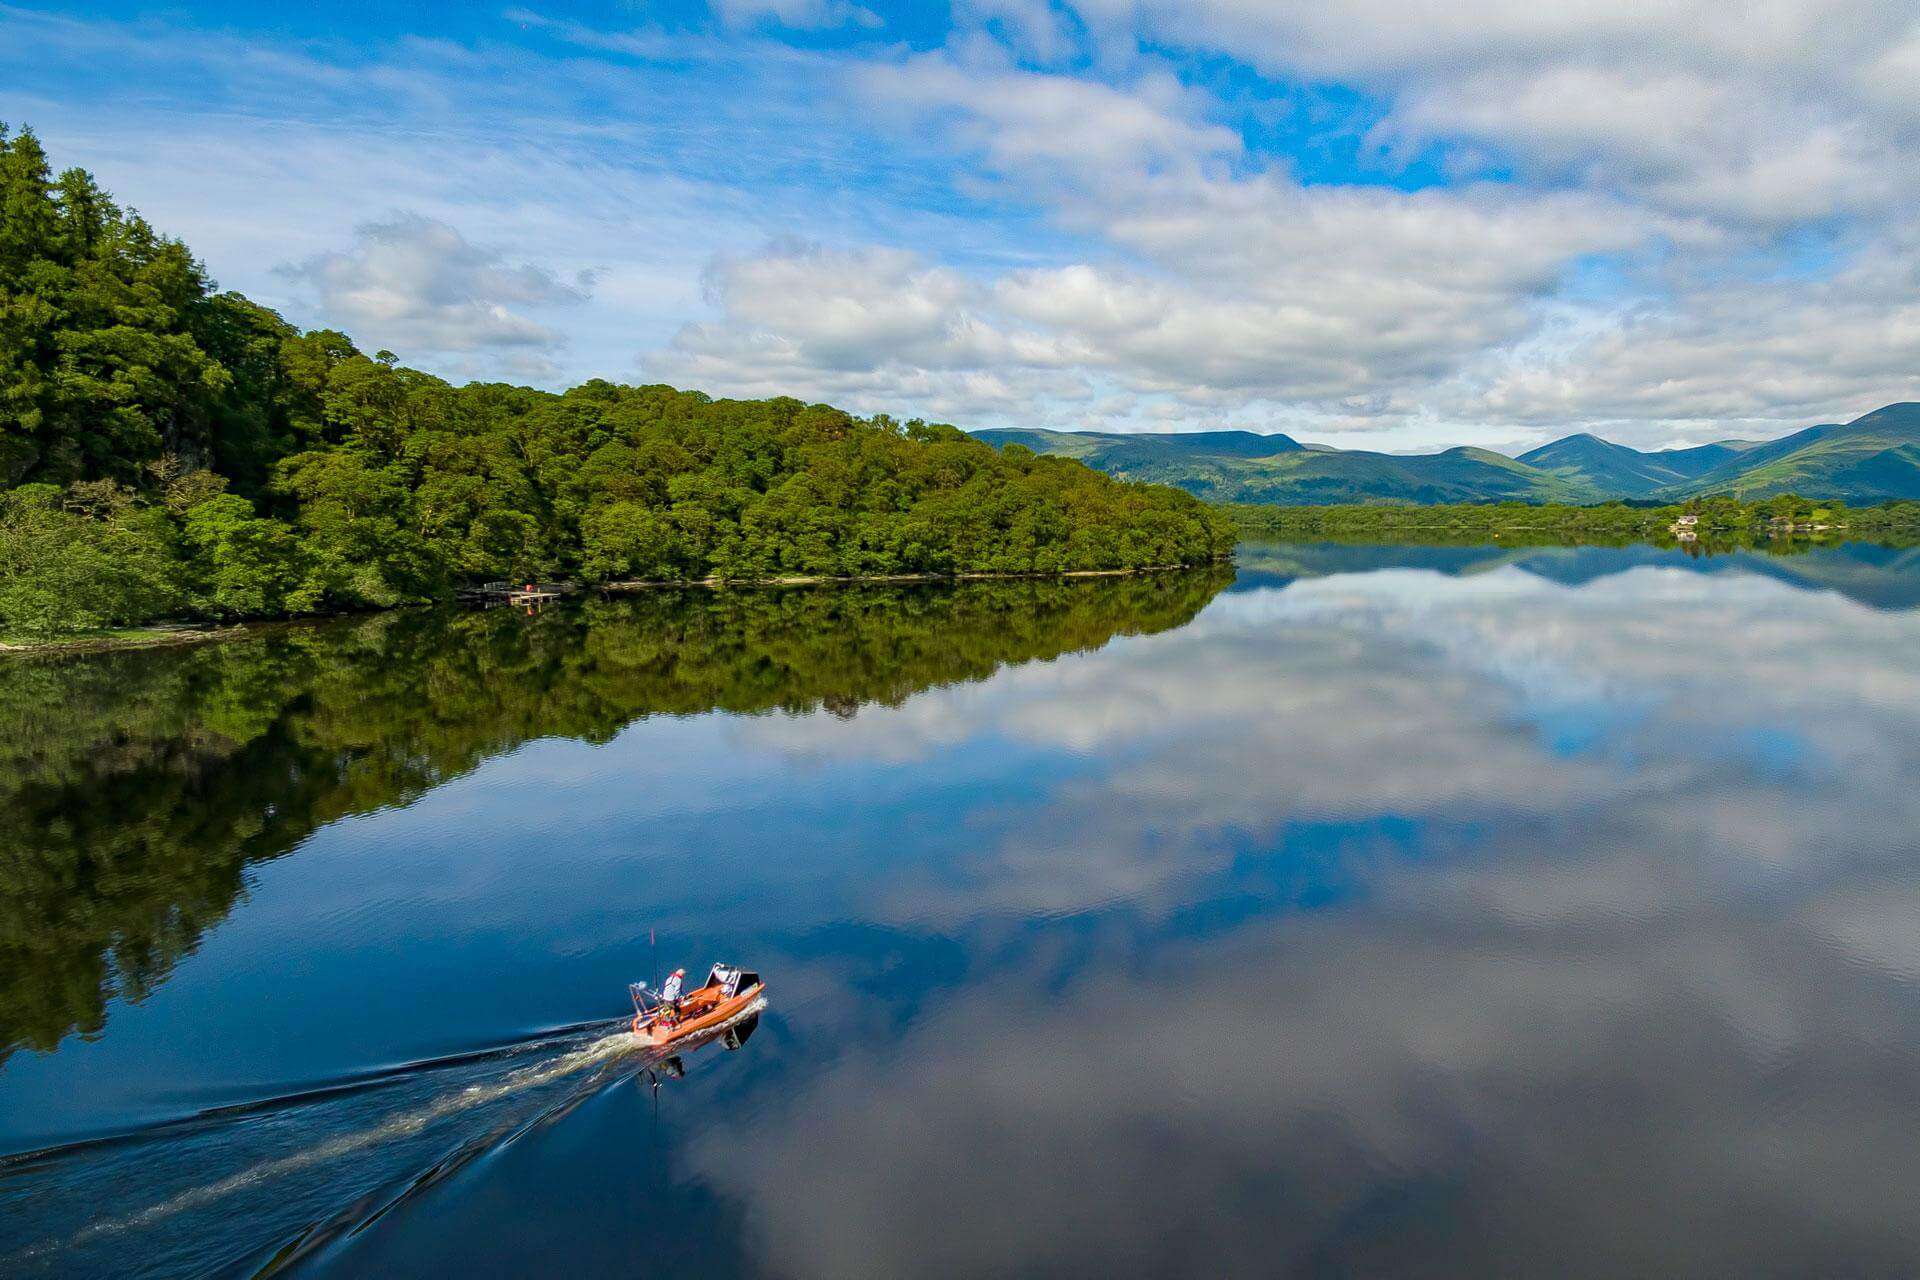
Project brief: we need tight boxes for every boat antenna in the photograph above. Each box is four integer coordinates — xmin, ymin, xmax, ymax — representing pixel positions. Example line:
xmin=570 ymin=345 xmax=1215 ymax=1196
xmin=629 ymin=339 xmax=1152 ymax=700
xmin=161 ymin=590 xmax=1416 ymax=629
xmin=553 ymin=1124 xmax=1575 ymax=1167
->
xmin=651 ymin=926 xmax=658 ymax=996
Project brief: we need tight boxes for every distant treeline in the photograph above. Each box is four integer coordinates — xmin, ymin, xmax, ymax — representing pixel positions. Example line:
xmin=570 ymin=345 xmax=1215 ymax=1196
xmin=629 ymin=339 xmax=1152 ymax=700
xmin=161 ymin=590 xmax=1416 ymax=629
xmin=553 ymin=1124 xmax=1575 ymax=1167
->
xmin=0 ymin=127 xmax=1231 ymax=640
xmin=1231 ymin=494 xmax=1920 ymax=548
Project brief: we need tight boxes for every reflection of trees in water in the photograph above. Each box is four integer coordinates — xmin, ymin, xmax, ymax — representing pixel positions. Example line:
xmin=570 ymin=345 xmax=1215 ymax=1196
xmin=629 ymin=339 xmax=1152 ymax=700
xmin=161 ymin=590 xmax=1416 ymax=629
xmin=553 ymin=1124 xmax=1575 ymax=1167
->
xmin=0 ymin=572 xmax=1231 ymax=1061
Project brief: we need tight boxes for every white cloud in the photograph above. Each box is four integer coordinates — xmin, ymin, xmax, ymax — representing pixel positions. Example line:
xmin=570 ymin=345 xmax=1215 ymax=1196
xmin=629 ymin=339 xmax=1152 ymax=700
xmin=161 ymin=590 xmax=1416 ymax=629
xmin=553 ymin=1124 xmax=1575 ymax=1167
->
xmin=1379 ymin=63 xmax=1911 ymax=228
xmin=695 ymin=241 xmax=986 ymax=370
xmin=1447 ymin=229 xmax=1920 ymax=434
xmin=646 ymin=239 xmax=1101 ymax=418
xmin=953 ymin=0 xmax=1085 ymax=63
xmin=11 ymin=3 xmax=1920 ymax=441
xmin=653 ymin=58 xmax=1655 ymax=427
xmin=275 ymin=214 xmax=590 ymax=356
xmin=998 ymin=181 xmax=1645 ymax=392
xmin=1077 ymin=0 xmax=1897 ymax=77
xmin=709 ymin=0 xmax=883 ymax=31
xmin=859 ymin=51 xmax=1241 ymax=186
xmin=1068 ymin=0 xmax=1920 ymax=230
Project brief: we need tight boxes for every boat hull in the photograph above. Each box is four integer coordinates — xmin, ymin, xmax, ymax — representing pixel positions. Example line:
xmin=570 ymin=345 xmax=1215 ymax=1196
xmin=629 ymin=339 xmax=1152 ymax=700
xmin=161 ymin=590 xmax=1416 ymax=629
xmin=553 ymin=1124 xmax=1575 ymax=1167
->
xmin=633 ymin=982 xmax=766 ymax=1049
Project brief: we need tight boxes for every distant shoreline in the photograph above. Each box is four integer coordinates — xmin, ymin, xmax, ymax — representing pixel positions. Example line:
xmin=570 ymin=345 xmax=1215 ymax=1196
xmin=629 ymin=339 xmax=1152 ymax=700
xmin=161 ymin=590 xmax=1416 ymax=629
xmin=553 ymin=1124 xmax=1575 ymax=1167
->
xmin=1228 ymin=497 xmax=1919 ymax=550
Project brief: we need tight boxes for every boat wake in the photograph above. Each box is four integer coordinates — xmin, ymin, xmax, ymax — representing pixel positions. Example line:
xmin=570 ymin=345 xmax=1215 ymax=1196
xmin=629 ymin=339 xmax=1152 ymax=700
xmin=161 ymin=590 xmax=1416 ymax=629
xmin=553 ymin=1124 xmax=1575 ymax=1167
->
xmin=0 ymin=1003 xmax=762 ymax=1278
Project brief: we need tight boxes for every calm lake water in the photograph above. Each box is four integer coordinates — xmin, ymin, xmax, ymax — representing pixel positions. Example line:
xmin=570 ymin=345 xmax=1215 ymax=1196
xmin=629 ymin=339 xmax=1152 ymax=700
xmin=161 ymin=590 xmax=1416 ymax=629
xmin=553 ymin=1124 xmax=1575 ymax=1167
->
xmin=6 ymin=540 xmax=1920 ymax=1276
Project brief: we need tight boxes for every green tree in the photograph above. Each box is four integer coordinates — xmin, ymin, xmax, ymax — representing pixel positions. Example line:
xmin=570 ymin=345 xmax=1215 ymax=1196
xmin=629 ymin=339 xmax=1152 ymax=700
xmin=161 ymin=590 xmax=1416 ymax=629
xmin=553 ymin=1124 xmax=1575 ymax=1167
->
xmin=0 ymin=483 xmax=182 ymax=638
xmin=274 ymin=449 xmax=441 ymax=608
xmin=0 ymin=129 xmax=1236 ymax=638
xmin=0 ymin=126 xmax=232 ymax=485
xmin=180 ymin=493 xmax=317 ymax=618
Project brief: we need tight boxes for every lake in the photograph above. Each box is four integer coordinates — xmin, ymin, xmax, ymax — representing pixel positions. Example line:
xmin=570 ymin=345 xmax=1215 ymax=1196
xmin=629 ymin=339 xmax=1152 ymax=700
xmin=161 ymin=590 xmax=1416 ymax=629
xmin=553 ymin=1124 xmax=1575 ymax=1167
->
xmin=5 ymin=540 xmax=1920 ymax=1276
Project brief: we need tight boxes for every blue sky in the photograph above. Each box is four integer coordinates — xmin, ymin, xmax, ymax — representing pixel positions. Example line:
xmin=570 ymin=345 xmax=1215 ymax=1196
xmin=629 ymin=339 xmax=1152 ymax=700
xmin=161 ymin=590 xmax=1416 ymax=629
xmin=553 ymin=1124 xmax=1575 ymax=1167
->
xmin=4 ymin=1 xmax=1918 ymax=449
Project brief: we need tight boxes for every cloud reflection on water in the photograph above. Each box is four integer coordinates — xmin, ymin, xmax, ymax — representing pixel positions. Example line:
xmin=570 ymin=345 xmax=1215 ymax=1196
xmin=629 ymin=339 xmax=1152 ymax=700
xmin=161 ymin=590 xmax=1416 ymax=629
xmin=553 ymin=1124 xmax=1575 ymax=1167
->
xmin=699 ymin=563 xmax=1920 ymax=1277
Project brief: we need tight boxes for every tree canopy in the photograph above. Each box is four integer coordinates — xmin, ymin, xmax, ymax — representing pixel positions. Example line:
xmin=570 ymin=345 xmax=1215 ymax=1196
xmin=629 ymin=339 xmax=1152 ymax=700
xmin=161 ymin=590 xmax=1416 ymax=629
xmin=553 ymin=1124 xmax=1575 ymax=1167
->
xmin=0 ymin=127 xmax=1233 ymax=638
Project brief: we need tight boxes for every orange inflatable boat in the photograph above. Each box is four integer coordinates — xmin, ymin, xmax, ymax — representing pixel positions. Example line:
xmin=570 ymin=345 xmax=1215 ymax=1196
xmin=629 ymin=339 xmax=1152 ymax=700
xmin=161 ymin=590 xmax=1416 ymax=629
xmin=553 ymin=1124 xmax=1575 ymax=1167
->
xmin=630 ymin=964 xmax=765 ymax=1049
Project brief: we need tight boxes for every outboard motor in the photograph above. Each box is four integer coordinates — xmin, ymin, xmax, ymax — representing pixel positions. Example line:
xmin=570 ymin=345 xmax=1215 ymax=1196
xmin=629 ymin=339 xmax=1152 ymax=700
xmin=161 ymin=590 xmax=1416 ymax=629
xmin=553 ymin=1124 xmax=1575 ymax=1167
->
xmin=722 ymin=1013 xmax=760 ymax=1051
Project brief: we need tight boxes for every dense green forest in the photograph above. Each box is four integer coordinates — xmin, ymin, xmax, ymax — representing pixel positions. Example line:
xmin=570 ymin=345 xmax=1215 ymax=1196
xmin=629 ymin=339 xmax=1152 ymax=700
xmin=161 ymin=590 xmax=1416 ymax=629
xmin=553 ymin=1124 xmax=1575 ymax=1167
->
xmin=1231 ymin=495 xmax=1920 ymax=548
xmin=0 ymin=570 xmax=1228 ymax=1059
xmin=0 ymin=127 xmax=1232 ymax=641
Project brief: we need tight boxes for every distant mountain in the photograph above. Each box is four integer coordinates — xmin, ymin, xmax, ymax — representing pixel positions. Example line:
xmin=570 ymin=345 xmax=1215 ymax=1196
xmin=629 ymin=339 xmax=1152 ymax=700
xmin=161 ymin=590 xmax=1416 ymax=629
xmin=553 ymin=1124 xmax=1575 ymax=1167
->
xmin=974 ymin=428 xmax=1303 ymax=467
xmin=976 ymin=404 xmax=1920 ymax=506
xmin=1653 ymin=403 xmax=1920 ymax=502
xmin=1516 ymin=434 xmax=1757 ymax=498
xmin=974 ymin=428 xmax=1587 ymax=505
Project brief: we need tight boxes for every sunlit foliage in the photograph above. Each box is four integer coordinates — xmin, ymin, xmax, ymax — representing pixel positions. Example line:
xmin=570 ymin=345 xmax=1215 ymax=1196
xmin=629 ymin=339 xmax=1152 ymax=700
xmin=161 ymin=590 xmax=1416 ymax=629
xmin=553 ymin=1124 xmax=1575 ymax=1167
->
xmin=0 ymin=128 xmax=1232 ymax=637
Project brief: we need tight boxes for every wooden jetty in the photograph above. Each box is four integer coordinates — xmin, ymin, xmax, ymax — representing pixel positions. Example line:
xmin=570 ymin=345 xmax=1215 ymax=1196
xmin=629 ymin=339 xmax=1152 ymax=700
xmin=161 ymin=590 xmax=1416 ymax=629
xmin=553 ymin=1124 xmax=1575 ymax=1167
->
xmin=460 ymin=580 xmax=570 ymax=606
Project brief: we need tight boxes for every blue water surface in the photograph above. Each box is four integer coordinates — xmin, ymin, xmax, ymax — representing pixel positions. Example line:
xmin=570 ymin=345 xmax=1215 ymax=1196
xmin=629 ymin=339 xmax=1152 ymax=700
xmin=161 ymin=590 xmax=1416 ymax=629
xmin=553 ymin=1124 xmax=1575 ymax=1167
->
xmin=6 ymin=544 xmax=1920 ymax=1276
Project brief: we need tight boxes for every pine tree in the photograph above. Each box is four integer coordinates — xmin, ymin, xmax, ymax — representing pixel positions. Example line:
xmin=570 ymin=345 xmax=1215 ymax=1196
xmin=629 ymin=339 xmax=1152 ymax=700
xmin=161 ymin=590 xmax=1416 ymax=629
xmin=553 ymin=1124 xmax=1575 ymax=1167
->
xmin=0 ymin=126 xmax=60 ymax=284
xmin=0 ymin=127 xmax=63 ymax=481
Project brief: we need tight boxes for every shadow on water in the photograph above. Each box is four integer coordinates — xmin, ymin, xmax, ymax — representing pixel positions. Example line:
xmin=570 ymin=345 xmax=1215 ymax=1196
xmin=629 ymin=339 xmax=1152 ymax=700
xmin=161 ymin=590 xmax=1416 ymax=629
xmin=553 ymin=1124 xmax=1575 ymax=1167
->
xmin=0 ymin=571 xmax=1229 ymax=1070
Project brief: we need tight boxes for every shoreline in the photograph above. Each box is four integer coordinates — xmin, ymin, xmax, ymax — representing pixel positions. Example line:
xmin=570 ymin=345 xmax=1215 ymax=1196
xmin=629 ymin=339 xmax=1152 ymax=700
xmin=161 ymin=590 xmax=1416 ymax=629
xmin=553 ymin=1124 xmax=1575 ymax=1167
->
xmin=598 ymin=563 xmax=1212 ymax=590
xmin=0 ymin=623 xmax=256 ymax=658
xmin=1 ymin=561 xmax=1230 ymax=658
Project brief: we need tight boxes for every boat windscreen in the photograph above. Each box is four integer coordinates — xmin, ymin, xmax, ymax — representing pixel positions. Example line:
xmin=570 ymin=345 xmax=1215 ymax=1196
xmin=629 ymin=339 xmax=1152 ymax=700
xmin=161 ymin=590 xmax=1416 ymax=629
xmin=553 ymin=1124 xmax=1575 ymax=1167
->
xmin=704 ymin=965 xmax=760 ymax=996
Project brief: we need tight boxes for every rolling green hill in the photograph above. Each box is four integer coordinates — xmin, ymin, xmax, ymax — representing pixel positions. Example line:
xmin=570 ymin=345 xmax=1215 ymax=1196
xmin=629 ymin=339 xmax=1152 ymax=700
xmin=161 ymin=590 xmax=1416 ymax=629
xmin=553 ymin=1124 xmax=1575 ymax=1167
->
xmin=975 ymin=429 xmax=1588 ymax=505
xmin=978 ymin=428 xmax=1307 ymax=464
xmin=1652 ymin=404 xmax=1920 ymax=501
xmin=1516 ymin=434 xmax=1757 ymax=498
xmin=978 ymin=404 xmax=1920 ymax=506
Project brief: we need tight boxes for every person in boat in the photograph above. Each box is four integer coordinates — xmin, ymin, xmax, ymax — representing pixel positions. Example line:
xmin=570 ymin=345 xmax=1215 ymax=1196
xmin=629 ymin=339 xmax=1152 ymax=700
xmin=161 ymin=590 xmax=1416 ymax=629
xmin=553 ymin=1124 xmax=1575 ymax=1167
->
xmin=658 ymin=967 xmax=686 ymax=1021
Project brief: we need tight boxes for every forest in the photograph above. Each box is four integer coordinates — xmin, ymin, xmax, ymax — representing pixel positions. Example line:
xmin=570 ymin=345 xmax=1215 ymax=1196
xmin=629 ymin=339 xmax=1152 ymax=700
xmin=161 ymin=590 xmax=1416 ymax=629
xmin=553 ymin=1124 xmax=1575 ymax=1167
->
xmin=0 ymin=127 xmax=1233 ymax=640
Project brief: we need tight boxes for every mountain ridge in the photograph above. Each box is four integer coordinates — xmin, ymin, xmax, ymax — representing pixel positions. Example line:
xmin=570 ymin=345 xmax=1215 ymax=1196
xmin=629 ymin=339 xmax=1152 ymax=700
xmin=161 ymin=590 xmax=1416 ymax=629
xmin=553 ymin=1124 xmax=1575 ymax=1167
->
xmin=1515 ymin=434 xmax=1757 ymax=498
xmin=976 ymin=404 xmax=1920 ymax=506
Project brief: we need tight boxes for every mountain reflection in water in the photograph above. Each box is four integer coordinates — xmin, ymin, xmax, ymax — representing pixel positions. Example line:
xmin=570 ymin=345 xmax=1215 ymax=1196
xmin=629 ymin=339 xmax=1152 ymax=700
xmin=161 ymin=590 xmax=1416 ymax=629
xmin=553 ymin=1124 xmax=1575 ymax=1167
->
xmin=6 ymin=544 xmax=1920 ymax=1277
xmin=1234 ymin=537 xmax=1920 ymax=609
